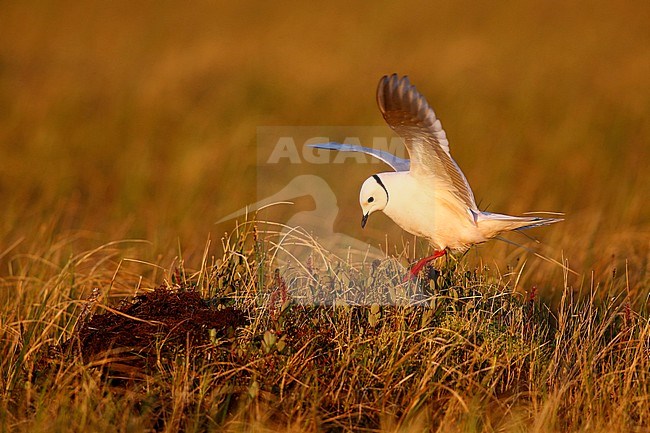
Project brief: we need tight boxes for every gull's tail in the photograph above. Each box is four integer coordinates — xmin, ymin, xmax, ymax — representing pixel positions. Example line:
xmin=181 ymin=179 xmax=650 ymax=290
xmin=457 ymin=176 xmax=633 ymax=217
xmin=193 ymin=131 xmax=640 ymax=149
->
xmin=477 ymin=211 xmax=562 ymax=236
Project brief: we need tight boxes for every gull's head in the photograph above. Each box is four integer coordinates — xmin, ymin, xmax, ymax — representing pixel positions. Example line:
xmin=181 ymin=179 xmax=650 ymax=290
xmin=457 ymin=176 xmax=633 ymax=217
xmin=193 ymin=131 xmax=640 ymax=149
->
xmin=359 ymin=174 xmax=389 ymax=228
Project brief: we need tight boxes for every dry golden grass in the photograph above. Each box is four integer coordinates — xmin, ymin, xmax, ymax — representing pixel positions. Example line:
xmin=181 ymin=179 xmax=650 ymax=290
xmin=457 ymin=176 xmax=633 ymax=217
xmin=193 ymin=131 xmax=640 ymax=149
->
xmin=1 ymin=0 xmax=649 ymax=431
xmin=2 ymin=221 xmax=649 ymax=432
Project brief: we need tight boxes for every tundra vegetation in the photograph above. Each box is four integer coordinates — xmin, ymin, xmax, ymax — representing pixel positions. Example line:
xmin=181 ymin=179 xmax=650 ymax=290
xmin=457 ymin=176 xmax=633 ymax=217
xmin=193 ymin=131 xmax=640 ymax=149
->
xmin=1 ymin=1 xmax=648 ymax=431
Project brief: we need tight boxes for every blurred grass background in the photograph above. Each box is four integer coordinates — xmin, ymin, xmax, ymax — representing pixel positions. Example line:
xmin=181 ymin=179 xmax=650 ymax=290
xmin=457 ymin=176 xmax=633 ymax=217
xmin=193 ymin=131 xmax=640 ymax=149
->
xmin=0 ymin=0 xmax=648 ymax=299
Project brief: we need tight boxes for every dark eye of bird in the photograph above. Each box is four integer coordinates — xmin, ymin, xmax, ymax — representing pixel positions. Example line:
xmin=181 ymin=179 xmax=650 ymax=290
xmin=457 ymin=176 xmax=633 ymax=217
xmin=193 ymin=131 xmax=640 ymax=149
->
xmin=368 ymin=197 xmax=374 ymax=203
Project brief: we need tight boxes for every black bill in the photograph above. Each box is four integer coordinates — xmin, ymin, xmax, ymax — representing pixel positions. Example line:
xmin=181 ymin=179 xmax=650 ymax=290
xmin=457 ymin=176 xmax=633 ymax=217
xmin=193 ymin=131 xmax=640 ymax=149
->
xmin=361 ymin=212 xmax=369 ymax=228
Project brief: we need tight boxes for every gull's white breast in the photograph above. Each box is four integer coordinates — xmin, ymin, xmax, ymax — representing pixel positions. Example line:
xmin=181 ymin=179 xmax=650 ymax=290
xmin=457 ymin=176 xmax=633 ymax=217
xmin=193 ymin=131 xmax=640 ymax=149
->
xmin=379 ymin=172 xmax=488 ymax=251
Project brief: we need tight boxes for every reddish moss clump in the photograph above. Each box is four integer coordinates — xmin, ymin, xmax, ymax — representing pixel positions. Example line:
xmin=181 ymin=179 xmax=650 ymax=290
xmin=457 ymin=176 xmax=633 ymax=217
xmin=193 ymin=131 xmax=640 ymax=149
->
xmin=70 ymin=287 xmax=247 ymax=368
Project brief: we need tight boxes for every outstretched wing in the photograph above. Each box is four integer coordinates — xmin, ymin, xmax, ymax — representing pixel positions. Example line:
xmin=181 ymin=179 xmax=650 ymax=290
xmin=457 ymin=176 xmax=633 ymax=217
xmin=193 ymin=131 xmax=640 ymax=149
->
xmin=377 ymin=74 xmax=478 ymax=212
xmin=308 ymin=142 xmax=410 ymax=172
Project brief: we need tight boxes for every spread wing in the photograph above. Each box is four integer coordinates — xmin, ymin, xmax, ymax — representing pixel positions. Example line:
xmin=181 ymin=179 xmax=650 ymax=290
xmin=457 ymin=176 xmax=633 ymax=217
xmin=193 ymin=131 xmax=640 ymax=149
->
xmin=307 ymin=142 xmax=411 ymax=172
xmin=377 ymin=74 xmax=478 ymax=212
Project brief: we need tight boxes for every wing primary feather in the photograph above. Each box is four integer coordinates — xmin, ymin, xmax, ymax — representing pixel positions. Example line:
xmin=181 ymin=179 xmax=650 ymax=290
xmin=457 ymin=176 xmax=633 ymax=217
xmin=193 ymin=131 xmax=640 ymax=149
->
xmin=376 ymin=74 xmax=479 ymax=213
xmin=307 ymin=143 xmax=410 ymax=172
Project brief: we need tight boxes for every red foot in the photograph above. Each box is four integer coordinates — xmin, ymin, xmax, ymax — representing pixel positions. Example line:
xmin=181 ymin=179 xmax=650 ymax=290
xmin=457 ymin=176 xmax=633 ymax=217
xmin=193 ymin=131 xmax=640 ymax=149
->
xmin=404 ymin=250 xmax=447 ymax=281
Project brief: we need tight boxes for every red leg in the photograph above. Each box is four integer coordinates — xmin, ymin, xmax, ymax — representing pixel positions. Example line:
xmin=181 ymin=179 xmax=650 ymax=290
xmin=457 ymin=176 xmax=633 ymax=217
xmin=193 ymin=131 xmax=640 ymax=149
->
xmin=405 ymin=250 xmax=447 ymax=281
